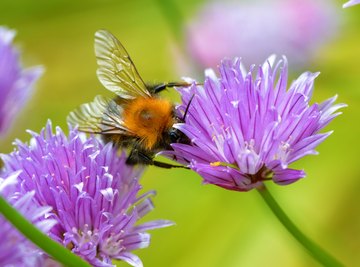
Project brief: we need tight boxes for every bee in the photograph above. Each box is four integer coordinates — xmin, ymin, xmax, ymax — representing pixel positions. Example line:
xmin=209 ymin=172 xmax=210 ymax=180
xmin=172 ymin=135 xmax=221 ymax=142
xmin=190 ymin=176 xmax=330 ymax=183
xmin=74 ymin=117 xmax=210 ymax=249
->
xmin=67 ymin=29 xmax=193 ymax=169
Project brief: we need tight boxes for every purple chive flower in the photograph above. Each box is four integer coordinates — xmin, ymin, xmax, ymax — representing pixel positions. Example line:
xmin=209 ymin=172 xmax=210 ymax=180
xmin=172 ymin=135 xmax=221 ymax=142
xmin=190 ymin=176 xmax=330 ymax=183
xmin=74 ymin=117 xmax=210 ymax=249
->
xmin=0 ymin=26 xmax=43 ymax=136
xmin=1 ymin=121 xmax=173 ymax=267
xmin=164 ymin=56 xmax=345 ymax=191
xmin=343 ymin=0 xmax=360 ymax=7
xmin=186 ymin=0 xmax=338 ymax=69
xmin=0 ymin=171 xmax=56 ymax=266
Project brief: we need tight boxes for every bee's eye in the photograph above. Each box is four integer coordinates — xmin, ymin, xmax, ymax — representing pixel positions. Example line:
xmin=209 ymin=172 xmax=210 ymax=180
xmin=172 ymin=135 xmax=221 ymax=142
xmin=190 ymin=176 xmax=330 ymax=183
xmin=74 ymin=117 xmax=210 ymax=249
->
xmin=169 ymin=131 xmax=180 ymax=143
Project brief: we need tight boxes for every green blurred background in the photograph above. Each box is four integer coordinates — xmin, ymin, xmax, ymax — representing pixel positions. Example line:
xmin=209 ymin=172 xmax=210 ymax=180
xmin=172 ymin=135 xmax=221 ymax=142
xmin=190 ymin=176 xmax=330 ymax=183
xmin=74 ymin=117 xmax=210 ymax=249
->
xmin=1 ymin=0 xmax=359 ymax=266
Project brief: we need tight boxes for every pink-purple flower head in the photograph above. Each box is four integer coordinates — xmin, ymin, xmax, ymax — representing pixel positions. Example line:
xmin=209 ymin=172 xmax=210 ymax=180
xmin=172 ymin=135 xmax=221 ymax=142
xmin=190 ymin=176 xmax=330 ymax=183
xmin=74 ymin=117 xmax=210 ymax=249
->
xmin=164 ymin=56 xmax=345 ymax=192
xmin=343 ymin=0 xmax=360 ymax=7
xmin=0 ymin=26 xmax=43 ymax=136
xmin=0 ymin=171 xmax=56 ymax=266
xmin=186 ymin=0 xmax=338 ymax=69
xmin=1 ymin=121 xmax=173 ymax=267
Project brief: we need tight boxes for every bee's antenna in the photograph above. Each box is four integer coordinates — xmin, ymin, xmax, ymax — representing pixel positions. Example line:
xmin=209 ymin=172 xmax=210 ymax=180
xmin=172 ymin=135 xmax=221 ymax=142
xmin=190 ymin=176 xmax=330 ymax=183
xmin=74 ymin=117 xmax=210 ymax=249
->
xmin=182 ymin=94 xmax=195 ymax=122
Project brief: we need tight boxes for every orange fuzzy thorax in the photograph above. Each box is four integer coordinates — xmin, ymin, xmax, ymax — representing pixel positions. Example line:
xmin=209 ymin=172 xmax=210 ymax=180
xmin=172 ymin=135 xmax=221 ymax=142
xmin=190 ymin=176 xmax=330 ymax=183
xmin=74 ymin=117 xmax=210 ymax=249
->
xmin=123 ymin=97 xmax=175 ymax=150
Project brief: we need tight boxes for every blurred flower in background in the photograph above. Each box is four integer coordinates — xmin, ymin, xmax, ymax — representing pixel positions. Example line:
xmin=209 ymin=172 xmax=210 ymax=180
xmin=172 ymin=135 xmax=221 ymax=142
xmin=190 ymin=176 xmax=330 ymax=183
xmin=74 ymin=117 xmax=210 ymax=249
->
xmin=0 ymin=26 xmax=43 ymax=136
xmin=0 ymin=171 xmax=56 ymax=266
xmin=1 ymin=121 xmax=173 ymax=267
xmin=165 ymin=56 xmax=345 ymax=191
xmin=343 ymin=0 xmax=360 ymax=7
xmin=186 ymin=0 xmax=338 ymax=69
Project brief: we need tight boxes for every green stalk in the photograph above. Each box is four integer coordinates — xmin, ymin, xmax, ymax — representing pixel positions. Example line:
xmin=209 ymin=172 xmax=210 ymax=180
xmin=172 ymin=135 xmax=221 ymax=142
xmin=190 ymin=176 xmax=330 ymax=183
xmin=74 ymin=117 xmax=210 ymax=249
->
xmin=0 ymin=195 xmax=91 ymax=267
xmin=256 ymin=185 xmax=343 ymax=267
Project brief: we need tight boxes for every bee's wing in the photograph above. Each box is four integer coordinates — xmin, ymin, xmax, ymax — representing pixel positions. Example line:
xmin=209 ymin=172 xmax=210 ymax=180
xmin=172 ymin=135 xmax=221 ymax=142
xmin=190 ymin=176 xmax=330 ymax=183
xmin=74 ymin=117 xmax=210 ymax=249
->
xmin=94 ymin=29 xmax=151 ymax=99
xmin=67 ymin=95 xmax=131 ymax=135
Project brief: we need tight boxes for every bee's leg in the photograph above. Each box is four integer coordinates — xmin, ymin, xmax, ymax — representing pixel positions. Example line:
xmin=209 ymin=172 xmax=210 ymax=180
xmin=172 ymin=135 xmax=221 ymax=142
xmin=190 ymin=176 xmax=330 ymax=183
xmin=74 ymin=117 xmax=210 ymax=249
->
xmin=151 ymin=82 xmax=193 ymax=94
xmin=166 ymin=82 xmax=203 ymax=88
xmin=126 ymin=148 xmax=189 ymax=169
xmin=152 ymin=160 xmax=190 ymax=169
xmin=165 ymin=82 xmax=192 ymax=88
xmin=151 ymin=83 xmax=167 ymax=94
xmin=126 ymin=148 xmax=143 ymax=165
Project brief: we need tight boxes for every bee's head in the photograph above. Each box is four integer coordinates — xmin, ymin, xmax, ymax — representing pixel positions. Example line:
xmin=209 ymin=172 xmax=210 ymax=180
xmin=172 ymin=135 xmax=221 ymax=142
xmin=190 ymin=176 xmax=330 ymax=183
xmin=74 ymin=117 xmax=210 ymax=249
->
xmin=165 ymin=93 xmax=195 ymax=149
xmin=168 ymin=128 xmax=190 ymax=146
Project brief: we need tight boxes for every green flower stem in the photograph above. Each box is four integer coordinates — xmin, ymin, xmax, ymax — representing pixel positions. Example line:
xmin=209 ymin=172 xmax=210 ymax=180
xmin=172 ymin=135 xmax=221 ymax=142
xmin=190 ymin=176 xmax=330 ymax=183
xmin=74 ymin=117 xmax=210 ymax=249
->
xmin=0 ymin=195 xmax=91 ymax=267
xmin=256 ymin=185 xmax=343 ymax=267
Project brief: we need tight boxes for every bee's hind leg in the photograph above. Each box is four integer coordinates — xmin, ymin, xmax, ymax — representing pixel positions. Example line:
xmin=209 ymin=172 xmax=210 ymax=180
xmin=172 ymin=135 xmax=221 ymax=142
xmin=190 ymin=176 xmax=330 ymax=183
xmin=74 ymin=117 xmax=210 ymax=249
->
xmin=126 ymin=148 xmax=189 ymax=169
xmin=126 ymin=148 xmax=145 ymax=165
xmin=152 ymin=160 xmax=189 ymax=169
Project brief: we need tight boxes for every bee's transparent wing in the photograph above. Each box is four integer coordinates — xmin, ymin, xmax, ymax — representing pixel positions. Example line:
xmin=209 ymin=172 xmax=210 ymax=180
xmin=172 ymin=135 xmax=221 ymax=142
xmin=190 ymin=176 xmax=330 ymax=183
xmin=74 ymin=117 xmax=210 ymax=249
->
xmin=67 ymin=95 xmax=131 ymax=135
xmin=95 ymin=29 xmax=151 ymax=99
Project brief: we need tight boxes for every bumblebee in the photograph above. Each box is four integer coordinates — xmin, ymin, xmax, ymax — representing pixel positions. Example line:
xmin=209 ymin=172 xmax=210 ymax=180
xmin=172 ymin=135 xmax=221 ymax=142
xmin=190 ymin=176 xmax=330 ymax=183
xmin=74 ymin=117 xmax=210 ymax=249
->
xmin=67 ymin=30 xmax=193 ymax=168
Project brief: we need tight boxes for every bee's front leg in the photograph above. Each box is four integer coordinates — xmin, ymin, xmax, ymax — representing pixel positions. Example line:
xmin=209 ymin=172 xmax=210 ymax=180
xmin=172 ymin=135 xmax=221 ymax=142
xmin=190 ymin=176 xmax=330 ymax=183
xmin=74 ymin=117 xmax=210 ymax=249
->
xmin=150 ymin=82 xmax=192 ymax=95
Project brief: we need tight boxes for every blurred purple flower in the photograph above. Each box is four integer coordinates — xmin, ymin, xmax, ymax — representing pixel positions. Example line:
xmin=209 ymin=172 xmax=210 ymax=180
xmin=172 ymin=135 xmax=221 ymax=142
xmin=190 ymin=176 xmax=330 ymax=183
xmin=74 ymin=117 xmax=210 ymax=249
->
xmin=0 ymin=171 xmax=56 ymax=266
xmin=0 ymin=26 xmax=43 ymax=136
xmin=164 ymin=56 xmax=345 ymax=191
xmin=343 ymin=0 xmax=360 ymax=7
xmin=1 ymin=121 xmax=173 ymax=267
xmin=186 ymin=0 xmax=338 ymax=69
